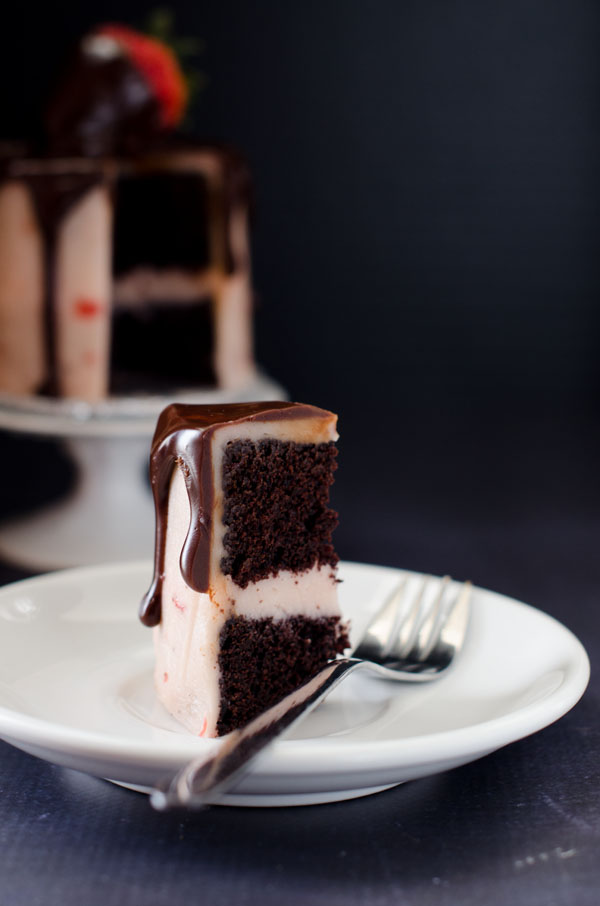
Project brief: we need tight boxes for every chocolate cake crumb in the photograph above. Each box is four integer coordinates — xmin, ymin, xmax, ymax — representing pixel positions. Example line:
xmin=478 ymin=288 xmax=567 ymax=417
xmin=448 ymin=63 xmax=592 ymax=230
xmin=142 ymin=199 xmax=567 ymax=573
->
xmin=221 ymin=439 xmax=339 ymax=588
xmin=217 ymin=615 xmax=349 ymax=735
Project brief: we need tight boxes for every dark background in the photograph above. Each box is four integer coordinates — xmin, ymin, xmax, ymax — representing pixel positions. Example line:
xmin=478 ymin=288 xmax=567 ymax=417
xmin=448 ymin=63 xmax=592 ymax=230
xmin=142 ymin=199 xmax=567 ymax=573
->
xmin=4 ymin=0 xmax=600 ymax=416
xmin=1 ymin=3 xmax=600 ymax=904
xmin=2 ymin=0 xmax=600 ymax=584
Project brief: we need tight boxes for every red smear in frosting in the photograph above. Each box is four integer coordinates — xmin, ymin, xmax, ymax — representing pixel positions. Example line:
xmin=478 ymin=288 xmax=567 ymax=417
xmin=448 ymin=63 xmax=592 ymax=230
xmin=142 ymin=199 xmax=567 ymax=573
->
xmin=163 ymin=672 xmax=168 ymax=683
xmin=74 ymin=297 xmax=104 ymax=319
xmin=198 ymin=718 xmax=207 ymax=737
xmin=172 ymin=594 xmax=185 ymax=613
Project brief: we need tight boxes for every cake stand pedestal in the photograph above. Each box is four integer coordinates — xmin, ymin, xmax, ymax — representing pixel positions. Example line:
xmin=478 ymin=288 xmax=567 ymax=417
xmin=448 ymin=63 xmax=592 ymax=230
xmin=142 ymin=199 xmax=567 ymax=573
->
xmin=0 ymin=373 xmax=286 ymax=571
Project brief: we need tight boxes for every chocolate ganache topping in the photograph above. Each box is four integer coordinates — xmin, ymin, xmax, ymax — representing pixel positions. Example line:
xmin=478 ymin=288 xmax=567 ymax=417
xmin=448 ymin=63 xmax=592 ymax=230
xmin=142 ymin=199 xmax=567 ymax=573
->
xmin=139 ymin=401 xmax=335 ymax=627
xmin=45 ymin=33 xmax=163 ymax=157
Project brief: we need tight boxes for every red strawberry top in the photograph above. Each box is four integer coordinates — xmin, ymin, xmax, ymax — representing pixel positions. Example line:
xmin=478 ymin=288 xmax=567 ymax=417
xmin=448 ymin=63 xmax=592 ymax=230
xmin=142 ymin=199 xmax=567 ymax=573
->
xmin=96 ymin=24 xmax=187 ymax=129
xmin=45 ymin=23 xmax=190 ymax=156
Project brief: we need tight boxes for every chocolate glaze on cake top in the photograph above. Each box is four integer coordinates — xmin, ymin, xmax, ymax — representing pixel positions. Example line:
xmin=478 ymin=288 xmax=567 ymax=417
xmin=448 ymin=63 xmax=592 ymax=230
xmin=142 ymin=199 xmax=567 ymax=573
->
xmin=45 ymin=43 xmax=160 ymax=158
xmin=139 ymin=401 xmax=337 ymax=627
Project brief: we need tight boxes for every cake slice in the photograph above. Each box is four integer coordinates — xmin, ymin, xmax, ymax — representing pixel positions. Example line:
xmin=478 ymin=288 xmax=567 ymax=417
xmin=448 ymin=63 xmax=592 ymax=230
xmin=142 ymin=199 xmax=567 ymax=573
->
xmin=140 ymin=401 xmax=349 ymax=736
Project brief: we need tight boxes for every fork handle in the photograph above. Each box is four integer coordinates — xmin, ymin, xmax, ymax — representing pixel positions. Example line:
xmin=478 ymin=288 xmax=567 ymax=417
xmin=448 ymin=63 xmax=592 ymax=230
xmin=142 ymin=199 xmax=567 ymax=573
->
xmin=150 ymin=657 xmax=362 ymax=811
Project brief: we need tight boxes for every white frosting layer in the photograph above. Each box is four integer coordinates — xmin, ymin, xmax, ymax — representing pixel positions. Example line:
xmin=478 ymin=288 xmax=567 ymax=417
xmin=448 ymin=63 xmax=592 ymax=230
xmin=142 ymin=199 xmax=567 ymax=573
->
xmin=113 ymin=268 xmax=217 ymax=307
xmin=224 ymin=566 xmax=338 ymax=619
xmin=155 ymin=465 xmax=223 ymax=736
xmin=55 ymin=185 xmax=112 ymax=400
xmin=213 ymin=272 xmax=255 ymax=389
xmin=0 ymin=182 xmax=45 ymax=394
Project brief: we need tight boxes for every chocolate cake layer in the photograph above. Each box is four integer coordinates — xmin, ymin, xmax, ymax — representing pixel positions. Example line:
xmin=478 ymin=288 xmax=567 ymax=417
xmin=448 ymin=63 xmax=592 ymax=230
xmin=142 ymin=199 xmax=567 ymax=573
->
xmin=221 ymin=439 xmax=339 ymax=588
xmin=110 ymin=296 xmax=215 ymax=392
xmin=113 ymin=171 xmax=211 ymax=274
xmin=217 ymin=615 xmax=349 ymax=735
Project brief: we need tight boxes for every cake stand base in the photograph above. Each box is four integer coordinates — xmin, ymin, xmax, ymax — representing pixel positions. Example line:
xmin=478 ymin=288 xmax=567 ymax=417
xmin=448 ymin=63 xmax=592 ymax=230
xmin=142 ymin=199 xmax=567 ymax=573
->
xmin=0 ymin=435 xmax=154 ymax=571
xmin=0 ymin=373 xmax=286 ymax=571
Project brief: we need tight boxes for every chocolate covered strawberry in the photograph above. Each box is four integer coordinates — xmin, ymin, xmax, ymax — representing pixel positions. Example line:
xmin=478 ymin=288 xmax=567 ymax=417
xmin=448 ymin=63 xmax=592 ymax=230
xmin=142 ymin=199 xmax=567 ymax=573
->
xmin=96 ymin=24 xmax=187 ymax=129
xmin=45 ymin=24 xmax=189 ymax=157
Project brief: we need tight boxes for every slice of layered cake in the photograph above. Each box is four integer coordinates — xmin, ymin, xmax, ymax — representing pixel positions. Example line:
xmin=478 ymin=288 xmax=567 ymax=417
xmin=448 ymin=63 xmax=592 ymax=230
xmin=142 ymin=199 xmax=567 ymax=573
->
xmin=140 ymin=401 xmax=349 ymax=736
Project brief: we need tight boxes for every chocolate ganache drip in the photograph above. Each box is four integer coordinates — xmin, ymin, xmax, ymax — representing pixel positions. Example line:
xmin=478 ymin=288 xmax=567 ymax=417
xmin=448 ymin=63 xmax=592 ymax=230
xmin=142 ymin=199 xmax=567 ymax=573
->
xmin=139 ymin=401 xmax=330 ymax=627
xmin=7 ymin=158 xmax=109 ymax=394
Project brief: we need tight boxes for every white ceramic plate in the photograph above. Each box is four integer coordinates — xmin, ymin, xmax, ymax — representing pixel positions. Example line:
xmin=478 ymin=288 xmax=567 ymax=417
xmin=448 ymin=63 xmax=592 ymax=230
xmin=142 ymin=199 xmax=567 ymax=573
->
xmin=0 ymin=561 xmax=589 ymax=807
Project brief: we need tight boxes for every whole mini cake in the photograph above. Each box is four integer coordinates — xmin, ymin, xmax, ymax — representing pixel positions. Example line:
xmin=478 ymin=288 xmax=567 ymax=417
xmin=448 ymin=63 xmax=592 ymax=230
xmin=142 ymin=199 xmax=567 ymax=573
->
xmin=0 ymin=25 xmax=254 ymax=401
xmin=140 ymin=401 xmax=349 ymax=736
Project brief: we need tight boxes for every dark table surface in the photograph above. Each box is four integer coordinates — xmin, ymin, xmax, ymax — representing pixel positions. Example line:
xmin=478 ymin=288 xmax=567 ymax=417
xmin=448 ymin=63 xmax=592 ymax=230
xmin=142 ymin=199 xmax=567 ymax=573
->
xmin=0 ymin=404 xmax=598 ymax=906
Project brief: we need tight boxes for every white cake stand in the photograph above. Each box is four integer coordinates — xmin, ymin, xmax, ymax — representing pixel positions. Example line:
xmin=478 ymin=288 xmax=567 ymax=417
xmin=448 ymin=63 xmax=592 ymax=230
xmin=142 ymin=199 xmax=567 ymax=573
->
xmin=0 ymin=373 xmax=286 ymax=571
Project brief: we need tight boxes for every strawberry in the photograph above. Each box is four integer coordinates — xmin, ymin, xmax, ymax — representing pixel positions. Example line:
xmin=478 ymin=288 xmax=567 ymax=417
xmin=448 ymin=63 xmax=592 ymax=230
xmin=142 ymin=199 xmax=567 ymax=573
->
xmin=96 ymin=24 xmax=187 ymax=129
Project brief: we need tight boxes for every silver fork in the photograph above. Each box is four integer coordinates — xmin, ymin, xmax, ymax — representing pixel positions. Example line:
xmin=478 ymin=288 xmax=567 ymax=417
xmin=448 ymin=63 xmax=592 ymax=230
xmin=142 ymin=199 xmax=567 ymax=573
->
xmin=150 ymin=573 xmax=472 ymax=811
